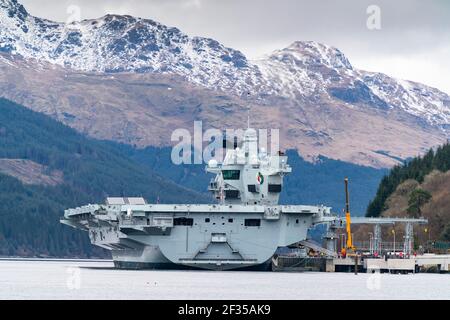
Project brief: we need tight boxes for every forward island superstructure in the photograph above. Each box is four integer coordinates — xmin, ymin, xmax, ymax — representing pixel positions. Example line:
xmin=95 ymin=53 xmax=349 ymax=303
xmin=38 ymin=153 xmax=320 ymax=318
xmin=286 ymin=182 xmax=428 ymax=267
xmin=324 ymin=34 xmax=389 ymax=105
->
xmin=61 ymin=128 xmax=336 ymax=270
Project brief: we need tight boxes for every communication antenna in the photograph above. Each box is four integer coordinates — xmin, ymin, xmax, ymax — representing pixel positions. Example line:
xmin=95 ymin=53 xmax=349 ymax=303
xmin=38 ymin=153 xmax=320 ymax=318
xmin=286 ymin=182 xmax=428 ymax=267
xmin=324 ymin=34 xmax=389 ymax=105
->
xmin=246 ymin=91 xmax=251 ymax=129
xmin=219 ymin=180 xmax=225 ymax=205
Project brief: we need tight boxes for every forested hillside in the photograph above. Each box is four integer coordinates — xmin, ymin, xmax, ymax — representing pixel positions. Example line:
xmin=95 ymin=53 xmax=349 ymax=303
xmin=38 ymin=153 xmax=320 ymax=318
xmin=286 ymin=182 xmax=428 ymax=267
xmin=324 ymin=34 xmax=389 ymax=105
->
xmin=0 ymin=98 xmax=210 ymax=257
xmin=367 ymin=143 xmax=450 ymax=218
xmin=365 ymin=142 xmax=450 ymax=242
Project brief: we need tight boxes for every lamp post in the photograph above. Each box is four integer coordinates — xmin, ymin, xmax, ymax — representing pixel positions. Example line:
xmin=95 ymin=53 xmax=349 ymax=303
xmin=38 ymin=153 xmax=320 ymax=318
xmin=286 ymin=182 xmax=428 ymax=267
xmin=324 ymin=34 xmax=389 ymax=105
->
xmin=424 ymin=227 xmax=431 ymax=252
xmin=339 ymin=233 xmax=347 ymax=257
xmin=392 ymin=229 xmax=396 ymax=255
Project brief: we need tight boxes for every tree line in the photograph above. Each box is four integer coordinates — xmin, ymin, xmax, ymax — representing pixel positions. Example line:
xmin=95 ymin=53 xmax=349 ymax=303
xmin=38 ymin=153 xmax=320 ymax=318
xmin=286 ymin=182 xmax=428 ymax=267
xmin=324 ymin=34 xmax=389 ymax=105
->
xmin=366 ymin=142 xmax=450 ymax=217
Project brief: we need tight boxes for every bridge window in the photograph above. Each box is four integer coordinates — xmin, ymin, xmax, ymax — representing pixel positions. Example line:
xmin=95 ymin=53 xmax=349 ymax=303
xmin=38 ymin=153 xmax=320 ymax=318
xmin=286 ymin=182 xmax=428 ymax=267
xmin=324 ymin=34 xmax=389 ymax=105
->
xmin=174 ymin=217 xmax=194 ymax=226
xmin=222 ymin=170 xmax=240 ymax=180
xmin=248 ymin=185 xmax=257 ymax=193
xmin=205 ymin=218 xmax=210 ymax=223
xmin=268 ymin=184 xmax=282 ymax=193
xmin=225 ymin=190 xmax=240 ymax=199
xmin=245 ymin=219 xmax=261 ymax=227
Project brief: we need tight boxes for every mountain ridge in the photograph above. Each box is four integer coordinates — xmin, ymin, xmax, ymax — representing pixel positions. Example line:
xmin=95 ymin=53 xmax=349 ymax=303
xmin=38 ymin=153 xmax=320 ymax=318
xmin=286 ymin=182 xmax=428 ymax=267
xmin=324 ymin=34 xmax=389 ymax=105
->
xmin=0 ymin=0 xmax=449 ymax=168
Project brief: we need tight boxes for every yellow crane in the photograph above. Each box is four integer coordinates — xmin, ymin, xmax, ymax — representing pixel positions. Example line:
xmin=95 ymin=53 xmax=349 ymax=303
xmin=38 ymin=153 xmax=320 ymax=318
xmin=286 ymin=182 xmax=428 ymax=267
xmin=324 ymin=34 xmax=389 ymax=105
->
xmin=341 ymin=177 xmax=356 ymax=257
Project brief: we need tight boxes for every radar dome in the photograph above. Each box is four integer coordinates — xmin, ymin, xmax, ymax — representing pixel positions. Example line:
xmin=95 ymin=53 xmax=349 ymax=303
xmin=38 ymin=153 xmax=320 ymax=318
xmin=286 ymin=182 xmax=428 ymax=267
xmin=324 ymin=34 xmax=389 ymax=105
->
xmin=208 ymin=159 xmax=218 ymax=168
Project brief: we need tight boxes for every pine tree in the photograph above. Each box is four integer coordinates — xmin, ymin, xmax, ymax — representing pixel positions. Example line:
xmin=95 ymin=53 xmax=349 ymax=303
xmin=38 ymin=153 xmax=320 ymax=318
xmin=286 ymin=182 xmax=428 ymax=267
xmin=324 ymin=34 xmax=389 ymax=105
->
xmin=407 ymin=188 xmax=432 ymax=218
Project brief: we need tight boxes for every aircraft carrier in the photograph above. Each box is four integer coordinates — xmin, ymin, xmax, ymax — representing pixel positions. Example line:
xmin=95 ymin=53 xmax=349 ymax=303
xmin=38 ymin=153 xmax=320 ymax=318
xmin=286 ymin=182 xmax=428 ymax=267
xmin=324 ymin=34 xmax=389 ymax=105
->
xmin=61 ymin=127 xmax=337 ymax=271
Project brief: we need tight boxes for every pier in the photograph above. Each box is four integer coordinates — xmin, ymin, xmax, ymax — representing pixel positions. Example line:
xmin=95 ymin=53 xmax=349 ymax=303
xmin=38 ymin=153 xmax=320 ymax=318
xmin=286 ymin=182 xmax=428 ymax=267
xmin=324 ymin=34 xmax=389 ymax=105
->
xmin=274 ymin=216 xmax=450 ymax=273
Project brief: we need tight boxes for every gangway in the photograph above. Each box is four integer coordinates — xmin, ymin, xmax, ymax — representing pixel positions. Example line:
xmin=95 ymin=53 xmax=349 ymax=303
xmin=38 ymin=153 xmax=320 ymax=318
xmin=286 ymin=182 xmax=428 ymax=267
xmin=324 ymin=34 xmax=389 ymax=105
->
xmin=299 ymin=240 xmax=338 ymax=258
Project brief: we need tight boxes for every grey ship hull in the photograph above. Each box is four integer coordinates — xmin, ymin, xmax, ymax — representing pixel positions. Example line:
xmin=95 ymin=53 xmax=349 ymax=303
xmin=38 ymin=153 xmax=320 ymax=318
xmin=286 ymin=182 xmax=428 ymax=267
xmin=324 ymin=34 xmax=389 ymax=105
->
xmin=112 ymin=246 xmax=272 ymax=271
xmin=61 ymin=203 xmax=334 ymax=271
xmin=112 ymin=246 xmax=175 ymax=270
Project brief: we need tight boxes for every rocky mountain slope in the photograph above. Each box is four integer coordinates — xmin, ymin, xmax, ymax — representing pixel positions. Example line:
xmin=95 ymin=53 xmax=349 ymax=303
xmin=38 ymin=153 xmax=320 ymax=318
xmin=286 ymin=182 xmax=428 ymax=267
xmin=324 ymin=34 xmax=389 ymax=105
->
xmin=0 ymin=159 xmax=63 ymax=186
xmin=1 ymin=0 xmax=449 ymax=168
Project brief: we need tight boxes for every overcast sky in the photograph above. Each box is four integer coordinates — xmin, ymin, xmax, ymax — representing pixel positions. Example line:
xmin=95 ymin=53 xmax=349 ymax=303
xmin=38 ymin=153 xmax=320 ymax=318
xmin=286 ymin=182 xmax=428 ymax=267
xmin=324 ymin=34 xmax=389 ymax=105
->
xmin=21 ymin=0 xmax=450 ymax=94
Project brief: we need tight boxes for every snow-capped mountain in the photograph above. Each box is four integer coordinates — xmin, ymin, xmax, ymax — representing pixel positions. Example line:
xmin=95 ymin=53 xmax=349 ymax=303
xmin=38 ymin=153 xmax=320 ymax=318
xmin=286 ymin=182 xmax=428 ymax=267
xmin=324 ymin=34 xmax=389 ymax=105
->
xmin=0 ymin=0 xmax=449 ymax=167
xmin=0 ymin=0 xmax=260 ymax=94
xmin=1 ymin=0 xmax=450 ymax=129
xmin=255 ymin=41 xmax=450 ymax=128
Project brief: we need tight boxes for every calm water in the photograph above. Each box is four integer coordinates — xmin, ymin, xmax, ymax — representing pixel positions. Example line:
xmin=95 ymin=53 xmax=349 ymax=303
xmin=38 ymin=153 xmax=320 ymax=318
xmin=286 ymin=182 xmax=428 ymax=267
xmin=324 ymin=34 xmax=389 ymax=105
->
xmin=0 ymin=259 xmax=448 ymax=300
